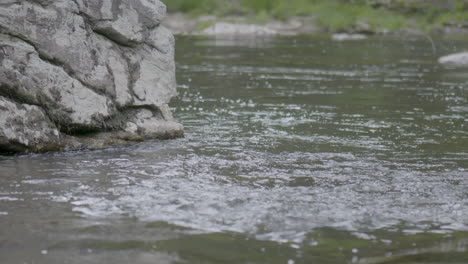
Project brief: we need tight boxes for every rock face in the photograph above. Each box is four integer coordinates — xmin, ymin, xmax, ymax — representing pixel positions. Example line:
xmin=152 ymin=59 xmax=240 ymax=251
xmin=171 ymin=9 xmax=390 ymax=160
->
xmin=438 ymin=52 xmax=468 ymax=68
xmin=0 ymin=0 xmax=183 ymax=153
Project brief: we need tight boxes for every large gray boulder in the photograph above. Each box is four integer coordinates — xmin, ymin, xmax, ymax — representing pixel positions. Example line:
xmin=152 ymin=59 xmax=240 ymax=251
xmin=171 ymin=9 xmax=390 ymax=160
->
xmin=0 ymin=0 xmax=183 ymax=153
xmin=438 ymin=52 xmax=468 ymax=68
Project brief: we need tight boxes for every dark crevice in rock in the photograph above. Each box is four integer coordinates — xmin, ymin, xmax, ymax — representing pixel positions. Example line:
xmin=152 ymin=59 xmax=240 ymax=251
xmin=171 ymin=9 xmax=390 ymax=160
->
xmin=105 ymin=63 xmax=117 ymax=101
xmin=0 ymin=138 xmax=65 ymax=154
xmin=0 ymin=26 xmax=39 ymax=53
xmin=102 ymin=106 xmax=153 ymax=129
xmin=121 ymin=52 xmax=140 ymax=100
xmin=125 ymin=105 xmax=162 ymax=116
xmin=0 ymin=149 xmax=18 ymax=156
xmin=0 ymin=91 xmax=36 ymax=113
xmin=147 ymin=23 xmax=160 ymax=30
xmin=70 ymin=0 xmax=80 ymax=10
xmin=0 ymin=141 xmax=28 ymax=154
xmin=0 ymin=84 xmax=27 ymax=105
xmin=137 ymin=104 xmax=166 ymax=120
xmin=34 ymin=94 xmax=74 ymax=131
xmin=64 ymin=127 xmax=101 ymax=136
xmin=98 ymin=105 xmax=167 ymax=133
xmin=93 ymin=27 xmax=140 ymax=48
xmin=55 ymin=109 xmax=124 ymax=135
xmin=145 ymin=41 xmax=166 ymax=54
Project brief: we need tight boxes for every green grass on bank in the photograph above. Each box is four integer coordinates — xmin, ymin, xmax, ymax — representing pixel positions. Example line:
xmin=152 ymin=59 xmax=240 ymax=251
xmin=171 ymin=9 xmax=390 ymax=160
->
xmin=162 ymin=0 xmax=468 ymax=32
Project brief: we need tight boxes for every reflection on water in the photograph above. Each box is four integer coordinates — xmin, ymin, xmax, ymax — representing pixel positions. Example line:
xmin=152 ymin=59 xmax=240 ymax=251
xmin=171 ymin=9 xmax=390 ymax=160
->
xmin=1 ymin=35 xmax=467 ymax=263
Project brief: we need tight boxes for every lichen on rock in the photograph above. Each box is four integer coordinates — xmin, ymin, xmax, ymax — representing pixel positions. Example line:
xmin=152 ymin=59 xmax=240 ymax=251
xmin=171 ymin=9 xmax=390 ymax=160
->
xmin=0 ymin=0 xmax=183 ymax=154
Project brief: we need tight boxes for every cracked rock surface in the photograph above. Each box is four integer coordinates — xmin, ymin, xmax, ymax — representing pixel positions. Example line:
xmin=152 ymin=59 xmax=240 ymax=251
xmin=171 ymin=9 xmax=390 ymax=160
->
xmin=0 ymin=0 xmax=183 ymax=153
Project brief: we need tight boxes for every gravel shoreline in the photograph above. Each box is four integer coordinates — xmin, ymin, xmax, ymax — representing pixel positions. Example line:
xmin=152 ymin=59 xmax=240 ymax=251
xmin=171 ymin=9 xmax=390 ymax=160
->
xmin=163 ymin=13 xmax=468 ymax=38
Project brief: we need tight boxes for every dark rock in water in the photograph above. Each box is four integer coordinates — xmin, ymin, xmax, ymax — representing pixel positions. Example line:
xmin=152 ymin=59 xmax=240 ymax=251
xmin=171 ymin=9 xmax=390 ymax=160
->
xmin=0 ymin=0 xmax=183 ymax=153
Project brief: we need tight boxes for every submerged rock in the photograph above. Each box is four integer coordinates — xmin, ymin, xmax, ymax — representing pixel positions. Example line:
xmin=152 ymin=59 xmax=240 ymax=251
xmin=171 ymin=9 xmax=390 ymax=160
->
xmin=200 ymin=22 xmax=278 ymax=36
xmin=331 ymin=33 xmax=368 ymax=41
xmin=0 ymin=0 xmax=183 ymax=154
xmin=438 ymin=52 xmax=468 ymax=68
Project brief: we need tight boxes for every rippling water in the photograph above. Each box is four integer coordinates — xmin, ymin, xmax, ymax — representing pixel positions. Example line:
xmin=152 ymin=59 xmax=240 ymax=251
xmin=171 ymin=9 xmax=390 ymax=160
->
xmin=1 ymin=35 xmax=468 ymax=263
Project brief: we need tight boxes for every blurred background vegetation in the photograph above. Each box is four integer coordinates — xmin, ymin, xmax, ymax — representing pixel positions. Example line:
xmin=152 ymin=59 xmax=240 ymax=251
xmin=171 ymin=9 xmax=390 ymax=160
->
xmin=163 ymin=0 xmax=468 ymax=32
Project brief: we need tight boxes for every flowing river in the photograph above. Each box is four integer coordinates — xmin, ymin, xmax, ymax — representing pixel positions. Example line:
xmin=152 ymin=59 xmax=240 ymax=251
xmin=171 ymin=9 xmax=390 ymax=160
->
xmin=1 ymin=35 xmax=468 ymax=264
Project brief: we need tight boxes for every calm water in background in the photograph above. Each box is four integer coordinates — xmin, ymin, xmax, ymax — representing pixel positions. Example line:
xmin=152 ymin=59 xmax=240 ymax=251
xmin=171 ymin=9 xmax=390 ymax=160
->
xmin=1 ymin=35 xmax=467 ymax=264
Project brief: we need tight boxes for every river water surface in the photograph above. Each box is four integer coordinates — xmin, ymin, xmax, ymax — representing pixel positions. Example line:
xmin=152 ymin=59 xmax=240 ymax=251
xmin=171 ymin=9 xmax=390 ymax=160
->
xmin=1 ymin=35 xmax=468 ymax=264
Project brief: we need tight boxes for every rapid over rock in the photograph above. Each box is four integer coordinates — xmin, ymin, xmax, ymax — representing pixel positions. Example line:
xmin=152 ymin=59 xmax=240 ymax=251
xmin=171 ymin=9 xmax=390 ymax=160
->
xmin=0 ymin=0 xmax=183 ymax=153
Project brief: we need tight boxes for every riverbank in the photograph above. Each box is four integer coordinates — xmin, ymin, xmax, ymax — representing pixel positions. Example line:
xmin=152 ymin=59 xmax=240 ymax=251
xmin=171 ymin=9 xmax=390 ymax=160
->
xmin=162 ymin=0 xmax=468 ymax=37
xmin=163 ymin=12 xmax=468 ymax=37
